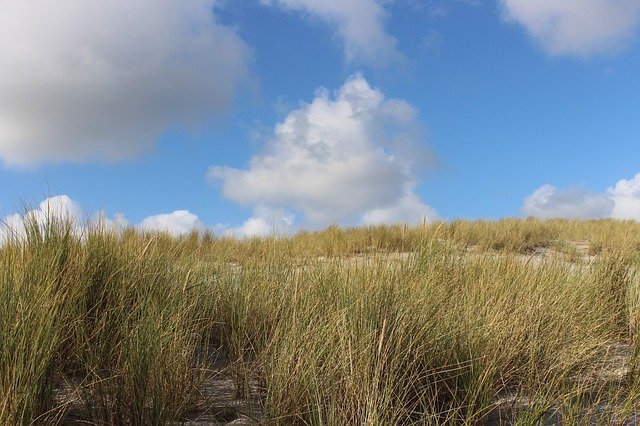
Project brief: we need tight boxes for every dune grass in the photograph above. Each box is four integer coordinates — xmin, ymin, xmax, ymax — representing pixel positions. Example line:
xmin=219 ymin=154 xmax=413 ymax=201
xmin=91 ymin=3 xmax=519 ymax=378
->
xmin=0 ymin=216 xmax=639 ymax=424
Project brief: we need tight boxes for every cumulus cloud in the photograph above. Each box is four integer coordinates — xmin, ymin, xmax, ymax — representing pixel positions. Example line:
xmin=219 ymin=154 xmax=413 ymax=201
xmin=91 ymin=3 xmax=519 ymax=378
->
xmin=220 ymin=206 xmax=295 ymax=238
xmin=259 ymin=0 xmax=398 ymax=64
xmin=500 ymin=0 xmax=640 ymax=56
xmin=209 ymin=74 xmax=437 ymax=227
xmin=0 ymin=213 xmax=25 ymax=245
xmin=0 ymin=195 xmax=293 ymax=243
xmin=362 ymin=190 xmax=438 ymax=225
xmin=0 ymin=195 xmax=85 ymax=243
xmin=522 ymin=184 xmax=614 ymax=219
xmin=90 ymin=211 xmax=130 ymax=231
xmin=0 ymin=195 xmax=209 ymax=244
xmin=0 ymin=0 xmax=250 ymax=167
xmin=609 ymin=173 xmax=640 ymax=219
xmin=33 ymin=195 xmax=83 ymax=223
xmin=523 ymin=173 xmax=640 ymax=220
xmin=137 ymin=210 xmax=204 ymax=237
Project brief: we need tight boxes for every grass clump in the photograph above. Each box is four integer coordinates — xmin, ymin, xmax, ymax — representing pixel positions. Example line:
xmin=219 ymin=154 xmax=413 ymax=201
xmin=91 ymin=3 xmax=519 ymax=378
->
xmin=1 ymin=216 xmax=640 ymax=424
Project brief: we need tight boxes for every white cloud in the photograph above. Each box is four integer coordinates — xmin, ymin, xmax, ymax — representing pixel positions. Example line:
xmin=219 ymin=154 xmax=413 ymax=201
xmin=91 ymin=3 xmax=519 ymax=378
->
xmin=260 ymin=0 xmax=398 ymax=64
xmin=0 ymin=195 xmax=297 ymax=243
xmin=0 ymin=195 xmax=85 ymax=243
xmin=138 ymin=210 xmax=204 ymax=236
xmin=523 ymin=173 xmax=640 ymax=220
xmin=220 ymin=206 xmax=295 ymax=238
xmin=209 ymin=74 xmax=437 ymax=227
xmin=233 ymin=217 xmax=272 ymax=238
xmin=362 ymin=189 xmax=439 ymax=225
xmin=0 ymin=213 xmax=27 ymax=245
xmin=0 ymin=0 xmax=250 ymax=167
xmin=90 ymin=211 xmax=130 ymax=232
xmin=609 ymin=173 xmax=640 ymax=219
xmin=33 ymin=195 xmax=83 ymax=224
xmin=522 ymin=184 xmax=614 ymax=219
xmin=500 ymin=0 xmax=640 ymax=56
xmin=0 ymin=195 xmax=206 ymax=244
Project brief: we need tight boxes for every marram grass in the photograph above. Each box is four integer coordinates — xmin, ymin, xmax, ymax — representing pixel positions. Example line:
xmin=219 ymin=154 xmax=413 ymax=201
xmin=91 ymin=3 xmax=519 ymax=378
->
xmin=0 ymin=216 xmax=639 ymax=424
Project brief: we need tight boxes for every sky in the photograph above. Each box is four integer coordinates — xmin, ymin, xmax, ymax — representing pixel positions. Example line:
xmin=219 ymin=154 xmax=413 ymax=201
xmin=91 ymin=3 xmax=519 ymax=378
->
xmin=1 ymin=0 xmax=640 ymax=237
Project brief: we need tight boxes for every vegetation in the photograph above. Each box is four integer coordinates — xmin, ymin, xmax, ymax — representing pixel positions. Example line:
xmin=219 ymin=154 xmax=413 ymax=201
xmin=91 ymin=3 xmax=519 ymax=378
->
xmin=1 ymin=216 xmax=640 ymax=424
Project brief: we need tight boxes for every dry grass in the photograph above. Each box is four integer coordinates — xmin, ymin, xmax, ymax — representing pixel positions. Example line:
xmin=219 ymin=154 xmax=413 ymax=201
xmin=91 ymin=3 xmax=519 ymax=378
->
xmin=1 ymin=216 xmax=639 ymax=424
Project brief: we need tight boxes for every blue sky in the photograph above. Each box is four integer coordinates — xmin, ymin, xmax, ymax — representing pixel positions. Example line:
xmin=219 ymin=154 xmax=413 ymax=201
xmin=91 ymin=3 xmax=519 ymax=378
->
xmin=1 ymin=0 xmax=640 ymax=236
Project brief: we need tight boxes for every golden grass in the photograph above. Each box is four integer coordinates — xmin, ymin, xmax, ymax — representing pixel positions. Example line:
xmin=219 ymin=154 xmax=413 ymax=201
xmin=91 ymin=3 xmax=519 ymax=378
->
xmin=1 ymin=216 xmax=639 ymax=424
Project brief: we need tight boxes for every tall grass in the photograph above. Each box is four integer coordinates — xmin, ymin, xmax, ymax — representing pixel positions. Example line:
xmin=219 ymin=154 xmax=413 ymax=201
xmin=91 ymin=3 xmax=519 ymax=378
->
xmin=0 ymin=216 xmax=639 ymax=424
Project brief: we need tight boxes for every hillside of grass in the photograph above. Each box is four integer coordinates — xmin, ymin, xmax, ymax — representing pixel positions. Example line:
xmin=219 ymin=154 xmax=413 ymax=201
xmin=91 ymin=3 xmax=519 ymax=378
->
xmin=1 ymin=217 xmax=640 ymax=424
